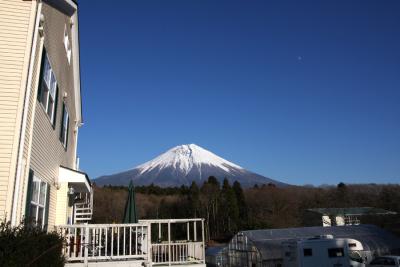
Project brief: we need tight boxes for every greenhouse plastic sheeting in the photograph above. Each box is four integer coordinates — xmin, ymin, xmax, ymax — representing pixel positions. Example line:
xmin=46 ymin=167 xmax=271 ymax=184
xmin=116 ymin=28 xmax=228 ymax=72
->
xmin=237 ymin=224 xmax=400 ymax=261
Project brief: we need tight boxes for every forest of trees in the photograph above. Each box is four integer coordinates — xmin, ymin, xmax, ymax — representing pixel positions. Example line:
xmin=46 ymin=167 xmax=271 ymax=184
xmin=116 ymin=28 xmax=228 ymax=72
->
xmin=92 ymin=177 xmax=400 ymax=242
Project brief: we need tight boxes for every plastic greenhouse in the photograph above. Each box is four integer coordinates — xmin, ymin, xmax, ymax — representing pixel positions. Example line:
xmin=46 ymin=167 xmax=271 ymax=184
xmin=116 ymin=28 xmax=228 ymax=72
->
xmin=210 ymin=224 xmax=400 ymax=267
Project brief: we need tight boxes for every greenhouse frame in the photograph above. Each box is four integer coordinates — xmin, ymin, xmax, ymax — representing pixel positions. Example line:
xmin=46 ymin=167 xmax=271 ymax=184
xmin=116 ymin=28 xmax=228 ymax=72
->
xmin=210 ymin=224 xmax=400 ymax=267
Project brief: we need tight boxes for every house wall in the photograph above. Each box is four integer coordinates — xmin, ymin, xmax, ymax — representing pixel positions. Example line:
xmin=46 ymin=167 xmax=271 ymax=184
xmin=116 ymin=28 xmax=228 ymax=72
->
xmin=0 ymin=0 xmax=37 ymax=221
xmin=28 ymin=2 xmax=80 ymax=228
xmin=16 ymin=22 xmax=44 ymax=225
xmin=55 ymin=182 xmax=70 ymax=225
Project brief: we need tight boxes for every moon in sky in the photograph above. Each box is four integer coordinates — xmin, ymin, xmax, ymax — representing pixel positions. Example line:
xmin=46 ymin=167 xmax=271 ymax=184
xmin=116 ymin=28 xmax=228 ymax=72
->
xmin=297 ymin=56 xmax=303 ymax=61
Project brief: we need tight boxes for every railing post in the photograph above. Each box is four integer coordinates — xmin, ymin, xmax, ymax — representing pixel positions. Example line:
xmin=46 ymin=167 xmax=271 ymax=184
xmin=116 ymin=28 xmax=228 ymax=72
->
xmin=168 ymin=221 xmax=171 ymax=267
xmin=201 ymin=219 xmax=205 ymax=263
xmin=147 ymin=223 xmax=152 ymax=267
xmin=194 ymin=221 xmax=197 ymax=241
xmin=158 ymin=222 xmax=161 ymax=240
xmin=84 ymin=225 xmax=89 ymax=267
xmin=187 ymin=222 xmax=190 ymax=241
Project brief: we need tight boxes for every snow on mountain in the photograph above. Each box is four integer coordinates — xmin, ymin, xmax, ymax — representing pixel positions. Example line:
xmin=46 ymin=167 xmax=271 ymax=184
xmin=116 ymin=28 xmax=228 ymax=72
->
xmin=136 ymin=144 xmax=243 ymax=177
xmin=95 ymin=144 xmax=286 ymax=187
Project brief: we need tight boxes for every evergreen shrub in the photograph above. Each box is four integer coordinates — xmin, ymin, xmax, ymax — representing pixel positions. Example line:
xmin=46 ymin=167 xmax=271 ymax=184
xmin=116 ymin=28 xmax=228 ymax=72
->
xmin=0 ymin=221 xmax=65 ymax=267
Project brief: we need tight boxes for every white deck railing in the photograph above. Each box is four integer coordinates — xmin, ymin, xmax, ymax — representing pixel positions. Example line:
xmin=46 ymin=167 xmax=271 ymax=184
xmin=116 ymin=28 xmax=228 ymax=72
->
xmin=57 ymin=218 xmax=205 ymax=266
xmin=56 ymin=223 xmax=150 ymax=263
xmin=151 ymin=241 xmax=204 ymax=265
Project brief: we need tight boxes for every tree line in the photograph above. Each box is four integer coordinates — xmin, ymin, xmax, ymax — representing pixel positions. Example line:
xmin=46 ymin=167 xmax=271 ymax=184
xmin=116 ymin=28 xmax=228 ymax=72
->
xmin=93 ymin=178 xmax=400 ymax=241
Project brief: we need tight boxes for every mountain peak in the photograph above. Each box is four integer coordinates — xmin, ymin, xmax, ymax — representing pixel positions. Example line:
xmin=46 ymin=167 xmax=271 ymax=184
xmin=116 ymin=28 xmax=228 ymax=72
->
xmin=136 ymin=144 xmax=244 ymax=176
xmin=95 ymin=144 xmax=286 ymax=187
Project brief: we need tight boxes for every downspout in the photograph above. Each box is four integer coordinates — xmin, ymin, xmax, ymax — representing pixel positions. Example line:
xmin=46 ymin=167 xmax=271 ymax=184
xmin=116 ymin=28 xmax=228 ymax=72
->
xmin=11 ymin=1 xmax=43 ymax=226
xmin=73 ymin=121 xmax=81 ymax=170
xmin=71 ymin=8 xmax=83 ymax=171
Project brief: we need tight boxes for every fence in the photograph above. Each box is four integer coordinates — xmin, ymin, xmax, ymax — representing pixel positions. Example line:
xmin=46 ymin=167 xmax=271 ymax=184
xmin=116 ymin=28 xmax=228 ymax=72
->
xmin=57 ymin=218 xmax=205 ymax=266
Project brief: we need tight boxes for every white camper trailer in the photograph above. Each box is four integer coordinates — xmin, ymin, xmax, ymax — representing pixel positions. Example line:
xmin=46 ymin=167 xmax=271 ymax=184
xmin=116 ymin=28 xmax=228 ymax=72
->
xmin=283 ymin=235 xmax=366 ymax=267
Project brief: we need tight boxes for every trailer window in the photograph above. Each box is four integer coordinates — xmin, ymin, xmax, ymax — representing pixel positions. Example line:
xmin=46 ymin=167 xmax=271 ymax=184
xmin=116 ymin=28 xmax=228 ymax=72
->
xmin=303 ymin=248 xmax=312 ymax=257
xmin=328 ymin=248 xmax=344 ymax=258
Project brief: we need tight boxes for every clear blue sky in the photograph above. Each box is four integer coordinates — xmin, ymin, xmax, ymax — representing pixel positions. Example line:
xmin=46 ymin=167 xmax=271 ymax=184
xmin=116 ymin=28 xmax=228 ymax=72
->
xmin=77 ymin=0 xmax=400 ymax=185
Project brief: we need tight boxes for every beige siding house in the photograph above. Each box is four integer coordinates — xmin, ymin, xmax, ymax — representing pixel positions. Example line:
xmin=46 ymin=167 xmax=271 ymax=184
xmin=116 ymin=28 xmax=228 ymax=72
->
xmin=0 ymin=0 xmax=92 ymax=229
xmin=1 ymin=2 xmax=207 ymax=266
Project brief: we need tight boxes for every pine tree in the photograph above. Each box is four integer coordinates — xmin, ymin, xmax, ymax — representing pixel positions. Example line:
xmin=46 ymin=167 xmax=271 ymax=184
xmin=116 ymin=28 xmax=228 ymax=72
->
xmin=233 ymin=181 xmax=248 ymax=229
xmin=201 ymin=176 xmax=221 ymax=239
xmin=188 ymin=181 xmax=200 ymax=217
xmin=220 ymin=178 xmax=239 ymax=234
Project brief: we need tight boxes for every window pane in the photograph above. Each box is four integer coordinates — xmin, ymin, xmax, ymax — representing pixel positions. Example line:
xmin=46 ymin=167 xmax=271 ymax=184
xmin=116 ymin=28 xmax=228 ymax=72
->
xmin=37 ymin=207 xmax=44 ymax=227
xmin=61 ymin=126 xmax=66 ymax=144
xmin=328 ymin=248 xmax=344 ymax=258
xmin=47 ymin=97 xmax=54 ymax=119
xmin=28 ymin=204 xmax=38 ymax=223
xmin=49 ymin=72 xmax=57 ymax=98
xmin=63 ymin=129 xmax=67 ymax=145
xmin=44 ymin=56 xmax=52 ymax=88
xmin=32 ymin=180 xmax=39 ymax=203
xmin=62 ymin=108 xmax=69 ymax=145
xmin=39 ymin=182 xmax=46 ymax=205
xmin=303 ymin=248 xmax=312 ymax=256
xmin=40 ymin=87 xmax=49 ymax=110
xmin=64 ymin=109 xmax=69 ymax=128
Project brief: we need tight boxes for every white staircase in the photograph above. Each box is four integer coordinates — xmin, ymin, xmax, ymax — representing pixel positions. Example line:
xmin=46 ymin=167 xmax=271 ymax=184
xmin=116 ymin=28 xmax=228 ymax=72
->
xmin=74 ymin=192 xmax=93 ymax=222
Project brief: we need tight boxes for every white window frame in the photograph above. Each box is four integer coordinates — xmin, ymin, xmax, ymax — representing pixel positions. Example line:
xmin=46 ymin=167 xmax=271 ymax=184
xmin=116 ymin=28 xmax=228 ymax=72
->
xmin=64 ymin=25 xmax=72 ymax=63
xmin=30 ymin=176 xmax=48 ymax=229
xmin=40 ymin=53 xmax=58 ymax=125
xmin=61 ymin=103 xmax=69 ymax=147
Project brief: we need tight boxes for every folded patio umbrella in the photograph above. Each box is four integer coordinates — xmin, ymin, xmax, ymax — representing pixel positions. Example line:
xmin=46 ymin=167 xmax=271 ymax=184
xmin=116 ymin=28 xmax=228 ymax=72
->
xmin=123 ymin=181 xmax=138 ymax=223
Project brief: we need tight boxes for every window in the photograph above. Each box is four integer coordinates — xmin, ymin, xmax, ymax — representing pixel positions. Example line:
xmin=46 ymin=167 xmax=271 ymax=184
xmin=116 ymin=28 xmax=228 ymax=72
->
xmin=27 ymin=175 xmax=49 ymax=229
xmin=64 ymin=25 xmax=72 ymax=63
xmin=303 ymin=248 xmax=312 ymax=257
xmin=348 ymin=243 xmax=357 ymax=248
xmin=328 ymin=248 xmax=344 ymax=258
xmin=60 ymin=102 xmax=69 ymax=148
xmin=38 ymin=50 xmax=58 ymax=126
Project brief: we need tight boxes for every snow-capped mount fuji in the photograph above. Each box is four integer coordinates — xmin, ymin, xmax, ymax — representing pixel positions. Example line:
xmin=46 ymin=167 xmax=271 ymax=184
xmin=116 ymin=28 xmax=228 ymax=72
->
xmin=95 ymin=144 xmax=286 ymax=187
